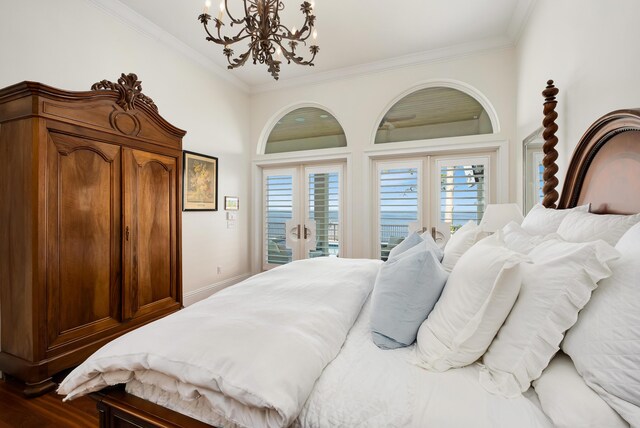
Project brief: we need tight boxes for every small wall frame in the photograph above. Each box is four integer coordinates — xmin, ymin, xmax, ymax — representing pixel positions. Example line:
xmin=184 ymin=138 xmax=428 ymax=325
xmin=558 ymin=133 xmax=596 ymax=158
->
xmin=224 ymin=196 xmax=239 ymax=211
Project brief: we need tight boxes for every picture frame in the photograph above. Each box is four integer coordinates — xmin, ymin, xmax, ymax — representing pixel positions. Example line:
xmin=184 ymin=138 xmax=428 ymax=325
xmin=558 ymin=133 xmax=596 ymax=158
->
xmin=225 ymin=196 xmax=239 ymax=211
xmin=182 ymin=150 xmax=218 ymax=211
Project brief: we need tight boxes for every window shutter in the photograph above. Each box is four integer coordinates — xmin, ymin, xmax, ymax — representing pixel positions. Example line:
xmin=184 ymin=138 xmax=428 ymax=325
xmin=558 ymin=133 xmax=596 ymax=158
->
xmin=379 ymin=166 xmax=419 ymax=259
xmin=440 ymin=163 xmax=487 ymax=232
xmin=307 ymin=171 xmax=340 ymax=257
xmin=264 ymin=174 xmax=294 ymax=265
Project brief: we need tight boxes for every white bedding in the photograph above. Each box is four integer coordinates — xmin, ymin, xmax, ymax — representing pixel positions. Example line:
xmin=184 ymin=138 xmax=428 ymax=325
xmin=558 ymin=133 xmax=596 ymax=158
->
xmin=128 ymin=297 xmax=553 ymax=428
xmin=59 ymin=257 xmax=382 ymax=428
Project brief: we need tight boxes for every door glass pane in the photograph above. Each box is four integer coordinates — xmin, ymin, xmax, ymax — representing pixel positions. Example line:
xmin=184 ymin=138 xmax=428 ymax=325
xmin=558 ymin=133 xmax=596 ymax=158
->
xmin=307 ymin=171 xmax=340 ymax=258
xmin=440 ymin=163 xmax=486 ymax=234
xmin=379 ymin=167 xmax=419 ymax=260
xmin=264 ymin=174 xmax=293 ymax=265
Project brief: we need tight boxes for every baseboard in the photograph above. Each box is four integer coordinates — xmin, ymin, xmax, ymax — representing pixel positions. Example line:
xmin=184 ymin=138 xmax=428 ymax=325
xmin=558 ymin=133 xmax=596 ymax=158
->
xmin=183 ymin=273 xmax=252 ymax=306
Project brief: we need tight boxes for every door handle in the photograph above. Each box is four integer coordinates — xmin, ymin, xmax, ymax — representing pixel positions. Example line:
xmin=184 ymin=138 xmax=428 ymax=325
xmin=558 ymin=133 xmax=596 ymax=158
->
xmin=126 ymin=226 xmax=130 ymax=241
xmin=296 ymin=224 xmax=301 ymax=239
xmin=304 ymin=225 xmax=310 ymax=239
xmin=431 ymin=227 xmax=436 ymax=240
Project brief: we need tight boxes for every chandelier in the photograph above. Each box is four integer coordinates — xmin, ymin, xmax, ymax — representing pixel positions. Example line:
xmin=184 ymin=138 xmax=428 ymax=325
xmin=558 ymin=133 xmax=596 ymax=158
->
xmin=198 ymin=0 xmax=319 ymax=81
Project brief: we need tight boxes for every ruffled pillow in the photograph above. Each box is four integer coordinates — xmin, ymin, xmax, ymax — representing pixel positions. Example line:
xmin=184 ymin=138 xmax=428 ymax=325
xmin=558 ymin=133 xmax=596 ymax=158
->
xmin=479 ymin=238 xmax=619 ymax=397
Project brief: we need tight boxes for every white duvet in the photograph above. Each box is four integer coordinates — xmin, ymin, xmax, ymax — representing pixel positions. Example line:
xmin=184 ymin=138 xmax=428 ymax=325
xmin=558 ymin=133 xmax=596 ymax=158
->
xmin=126 ymin=298 xmax=554 ymax=428
xmin=58 ymin=257 xmax=382 ymax=428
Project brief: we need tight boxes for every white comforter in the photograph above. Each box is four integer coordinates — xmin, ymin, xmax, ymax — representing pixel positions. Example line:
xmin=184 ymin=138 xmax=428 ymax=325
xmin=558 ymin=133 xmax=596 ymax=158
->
xmin=58 ymin=257 xmax=382 ymax=428
xmin=126 ymin=296 xmax=554 ymax=428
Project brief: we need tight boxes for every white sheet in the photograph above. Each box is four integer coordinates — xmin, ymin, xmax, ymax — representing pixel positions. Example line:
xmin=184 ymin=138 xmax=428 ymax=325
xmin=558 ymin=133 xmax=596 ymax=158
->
xmin=59 ymin=257 xmax=382 ymax=428
xmin=296 ymin=298 xmax=553 ymax=428
xmin=127 ymin=297 xmax=553 ymax=428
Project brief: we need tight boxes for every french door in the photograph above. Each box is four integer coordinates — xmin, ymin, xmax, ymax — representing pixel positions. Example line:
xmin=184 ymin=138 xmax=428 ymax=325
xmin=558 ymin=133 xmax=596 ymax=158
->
xmin=263 ymin=164 xmax=343 ymax=269
xmin=375 ymin=153 xmax=494 ymax=260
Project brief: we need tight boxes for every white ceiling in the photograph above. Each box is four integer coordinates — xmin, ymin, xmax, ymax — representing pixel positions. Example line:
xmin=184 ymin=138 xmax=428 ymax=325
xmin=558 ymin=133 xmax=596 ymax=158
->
xmin=111 ymin=0 xmax=534 ymax=91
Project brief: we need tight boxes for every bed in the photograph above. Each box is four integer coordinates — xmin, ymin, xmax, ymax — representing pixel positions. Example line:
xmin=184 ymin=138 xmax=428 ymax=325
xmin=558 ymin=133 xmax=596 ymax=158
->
xmin=59 ymin=82 xmax=640 ymax=427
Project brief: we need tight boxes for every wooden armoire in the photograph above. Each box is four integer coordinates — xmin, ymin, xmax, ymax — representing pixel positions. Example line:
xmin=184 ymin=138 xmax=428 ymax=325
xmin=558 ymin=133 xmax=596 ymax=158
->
xmin=0 ymin=73 xmax=184 ymax=396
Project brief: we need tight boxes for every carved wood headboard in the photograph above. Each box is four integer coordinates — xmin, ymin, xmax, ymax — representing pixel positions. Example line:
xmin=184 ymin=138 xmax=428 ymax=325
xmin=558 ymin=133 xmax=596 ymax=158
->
xmin=540 ymin=82 xmax=640 ymax=215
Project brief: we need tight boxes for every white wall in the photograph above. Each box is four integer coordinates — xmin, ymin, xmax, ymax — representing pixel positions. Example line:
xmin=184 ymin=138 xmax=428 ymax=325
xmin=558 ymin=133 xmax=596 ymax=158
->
xmin=515 ymin=0 xmax=640 ymax=199
xmin=0 ymin=0 xmax=252 ymax=300
xmin=250 ymin=48 xmax=517 ymax=264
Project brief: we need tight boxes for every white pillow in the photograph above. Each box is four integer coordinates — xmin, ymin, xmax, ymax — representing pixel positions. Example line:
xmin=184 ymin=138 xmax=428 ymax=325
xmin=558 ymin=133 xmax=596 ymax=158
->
xmin=563 ymin=222 xmax=640 ymax=426
xmin=521 ymin=203 xmax=590 ymax=235
xmin=501 ymin=221 xmax=548 ymax=254
xmin=533 ymin=352 xmax=628 ymax=428
xmin=557 ymin=210 xmax=640 ymax=246
xmin=479 ymin=238 xmax=619 ymax=397
xmin=415 ymin=232 xmax=527 ymax=371
xmin=441 ymin=221 xmax=487 ymax=272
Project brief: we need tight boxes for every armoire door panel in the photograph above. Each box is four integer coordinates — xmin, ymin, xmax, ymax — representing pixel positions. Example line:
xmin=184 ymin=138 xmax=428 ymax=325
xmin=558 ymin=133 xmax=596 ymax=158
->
xmin=46 ymin=133 xmax=122 ymax=350
xmin=123 ymin=149 xmax=178 ymax=320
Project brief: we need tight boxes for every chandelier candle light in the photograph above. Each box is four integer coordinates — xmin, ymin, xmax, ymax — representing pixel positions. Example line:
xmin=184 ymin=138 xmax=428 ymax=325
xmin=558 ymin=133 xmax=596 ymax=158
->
xmin=198 ymin=0 xmax=319 ymax=80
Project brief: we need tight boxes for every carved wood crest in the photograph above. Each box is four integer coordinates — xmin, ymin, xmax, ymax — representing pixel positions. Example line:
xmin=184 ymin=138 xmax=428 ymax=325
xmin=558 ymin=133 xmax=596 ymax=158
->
xmin=91 ymin=73 xmax=158 ymax=112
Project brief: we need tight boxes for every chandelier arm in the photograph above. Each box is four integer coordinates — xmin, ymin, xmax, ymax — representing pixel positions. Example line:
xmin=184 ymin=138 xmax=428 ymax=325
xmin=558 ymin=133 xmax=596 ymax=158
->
xmin=275 ymin=39 xmax=316 ymax=66
xmin=226 ymin=49 xmax=253 ymax=69
xmin=277 ymin=11 xmax=314 ymax=43
xmin=222 ymin=0 xmax=247 ymax=25
xmin=286 ymin=49 xmax=317 ymax=66
xmin=203 ymin=20 xmax=253 ymax=46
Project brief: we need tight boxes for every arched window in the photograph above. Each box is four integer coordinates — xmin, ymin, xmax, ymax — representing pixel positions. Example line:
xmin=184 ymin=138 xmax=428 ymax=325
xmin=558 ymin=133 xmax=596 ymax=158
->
xmin=375 ymin=87 xmax=494 ymax=144
xmin=265 ymin=107 xmax=346 ymax=154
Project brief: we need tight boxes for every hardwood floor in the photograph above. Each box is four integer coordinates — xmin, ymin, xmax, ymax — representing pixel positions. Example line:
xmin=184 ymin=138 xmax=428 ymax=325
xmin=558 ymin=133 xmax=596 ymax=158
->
xmin=0 ymin=376 xmax=99 ymax=427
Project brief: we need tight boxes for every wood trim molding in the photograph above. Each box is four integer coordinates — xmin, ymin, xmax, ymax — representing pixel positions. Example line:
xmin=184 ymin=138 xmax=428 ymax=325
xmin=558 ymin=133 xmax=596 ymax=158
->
xmin=557 ymin=109 xmax=640 ymax=211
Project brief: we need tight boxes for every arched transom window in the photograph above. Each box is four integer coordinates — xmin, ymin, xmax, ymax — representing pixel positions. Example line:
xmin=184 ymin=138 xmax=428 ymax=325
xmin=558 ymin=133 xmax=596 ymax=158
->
xmin=265 ymin=107 xmax=346 ymax=154
xmin=375 ymin=87 xmax=493 ymax=144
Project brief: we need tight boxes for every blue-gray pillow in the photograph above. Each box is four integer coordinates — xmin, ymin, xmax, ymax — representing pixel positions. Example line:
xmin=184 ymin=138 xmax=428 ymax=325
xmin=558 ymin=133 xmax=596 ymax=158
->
xmin=387 ymin=231 xmax=423 ymax=259
xmin=418 ymin=231 xmax=444 ymax=262
xmin=370 ymin=245 xmax=449 ymax=349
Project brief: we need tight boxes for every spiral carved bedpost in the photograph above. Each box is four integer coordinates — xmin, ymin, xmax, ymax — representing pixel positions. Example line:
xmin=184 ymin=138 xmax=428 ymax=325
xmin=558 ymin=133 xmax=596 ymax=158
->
xmin=542 ymin=80 xmax=560 ymax=208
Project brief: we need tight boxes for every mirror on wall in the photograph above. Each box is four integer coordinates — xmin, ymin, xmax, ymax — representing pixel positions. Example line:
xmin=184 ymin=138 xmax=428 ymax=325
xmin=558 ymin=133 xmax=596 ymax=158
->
xmin=523 ymin=127 xmax=544 ymax=214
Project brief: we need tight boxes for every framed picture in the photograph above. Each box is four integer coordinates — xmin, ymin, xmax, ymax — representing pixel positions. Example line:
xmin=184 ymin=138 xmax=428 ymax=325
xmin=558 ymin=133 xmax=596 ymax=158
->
xmin=182 ymin=150 xmax=218 ymax=211
xmin=225 ymin=196 xmax=239 ymax=211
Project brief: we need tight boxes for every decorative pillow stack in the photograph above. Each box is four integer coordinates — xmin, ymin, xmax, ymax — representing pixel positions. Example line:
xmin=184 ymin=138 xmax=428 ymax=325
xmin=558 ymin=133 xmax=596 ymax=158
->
xmin=479 ymin=237 xmax=619 ymax=397
xmin=533 ymin=352 xmax=628 ymax=428
xmin=562 ymin=222 xmax=640 ymax=426
xmin=440 ymin=221 xmax=488 ymax=272
xmin=415 ymin=232 xmax=528 ymax=371
xmin=520 ymin=203 xmax=590 ymax=235
xmin=370 ymin=232 xmax=447 ymax=350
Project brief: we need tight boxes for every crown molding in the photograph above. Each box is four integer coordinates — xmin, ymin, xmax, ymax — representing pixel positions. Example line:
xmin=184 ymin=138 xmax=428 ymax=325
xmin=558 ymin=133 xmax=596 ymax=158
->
xmin=507 ymin=0 xmax=538 ymax=43
xmin=85 ymin=0 xmax=249 ymax=93
xmin=251 ymin=36 xmax=514 ymax=94
xmin=85 ymin=0 xmax=535 ymax=95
